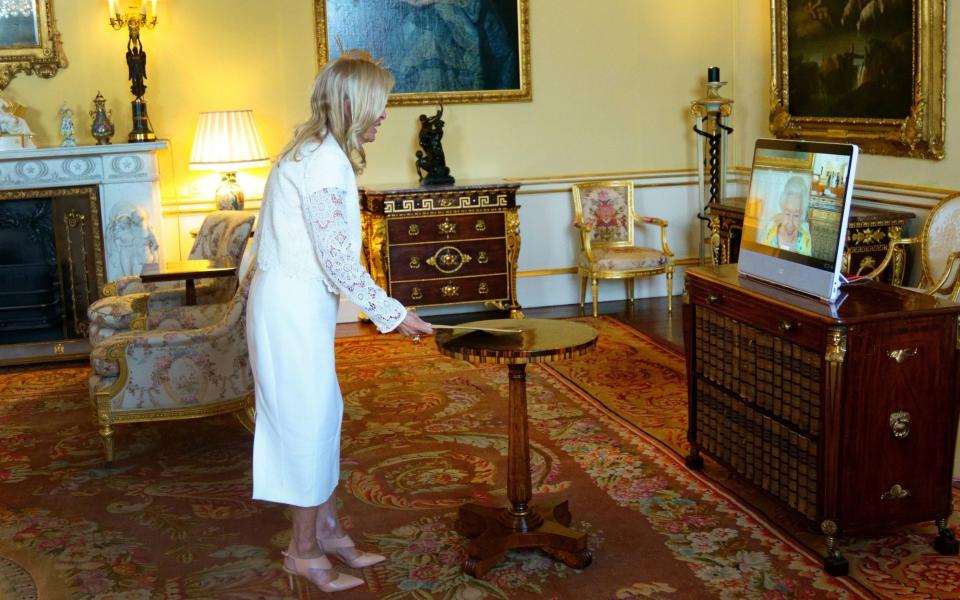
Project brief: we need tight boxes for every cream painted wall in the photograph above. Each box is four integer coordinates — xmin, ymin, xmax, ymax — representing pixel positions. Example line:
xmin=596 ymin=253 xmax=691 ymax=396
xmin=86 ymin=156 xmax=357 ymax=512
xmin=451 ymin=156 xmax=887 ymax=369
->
xmin=3 ymin=0 xmax=740 ymax=200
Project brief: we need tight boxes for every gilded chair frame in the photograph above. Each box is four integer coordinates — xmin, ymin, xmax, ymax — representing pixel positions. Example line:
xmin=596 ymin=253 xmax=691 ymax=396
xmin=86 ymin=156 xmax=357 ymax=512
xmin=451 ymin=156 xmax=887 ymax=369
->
xmin=863 ymin=193 xmax=960 ymax=301
xmin=572 ymin=180 xmax=675 ymax=317
xmin=92 ymin=341 xmax=255 ymax=465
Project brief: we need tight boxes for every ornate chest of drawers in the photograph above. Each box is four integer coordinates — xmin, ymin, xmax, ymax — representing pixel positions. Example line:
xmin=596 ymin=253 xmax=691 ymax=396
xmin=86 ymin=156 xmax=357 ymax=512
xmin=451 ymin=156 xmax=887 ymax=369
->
xmin=706 ymin=198 xmax=914 ymax=285
xmin=684 ymin=265 xmax=960 ymax=575
xmin=359 ymin=182 xmax=521 ymax=314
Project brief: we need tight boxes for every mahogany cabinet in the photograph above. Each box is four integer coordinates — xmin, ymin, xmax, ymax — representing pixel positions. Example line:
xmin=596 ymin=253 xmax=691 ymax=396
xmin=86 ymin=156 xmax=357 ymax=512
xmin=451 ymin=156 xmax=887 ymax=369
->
xmin=360 ymin=181 xmax=521 ymax=314
xmin=683 ymin=264 xmax=960 ymax=574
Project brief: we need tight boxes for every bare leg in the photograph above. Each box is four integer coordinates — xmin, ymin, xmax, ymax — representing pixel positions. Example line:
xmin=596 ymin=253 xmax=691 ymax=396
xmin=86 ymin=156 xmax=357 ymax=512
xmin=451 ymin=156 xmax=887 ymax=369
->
xmin=315 ymin=493 xmax=361 ymax=563
xmin=286 ymin=504 xmax=335 ymax=587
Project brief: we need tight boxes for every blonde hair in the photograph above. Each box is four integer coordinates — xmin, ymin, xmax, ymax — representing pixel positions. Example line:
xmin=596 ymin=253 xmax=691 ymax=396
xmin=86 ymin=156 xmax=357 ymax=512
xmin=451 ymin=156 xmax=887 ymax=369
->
xmin=279 ymin=51 xmax=394 ymax=173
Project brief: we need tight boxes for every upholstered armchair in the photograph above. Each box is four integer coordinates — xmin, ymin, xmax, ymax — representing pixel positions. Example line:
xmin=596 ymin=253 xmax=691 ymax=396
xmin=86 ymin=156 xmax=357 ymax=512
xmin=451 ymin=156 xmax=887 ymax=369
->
xmin=88 ymin=263 xmax=256 ymax=465
xmin=862 ymin=194 xmax=960 ymax=300
xmin=572 ymin=180 xmax=674 ymax=317
xmin=88 ymin=210 xmax=254 ymax=345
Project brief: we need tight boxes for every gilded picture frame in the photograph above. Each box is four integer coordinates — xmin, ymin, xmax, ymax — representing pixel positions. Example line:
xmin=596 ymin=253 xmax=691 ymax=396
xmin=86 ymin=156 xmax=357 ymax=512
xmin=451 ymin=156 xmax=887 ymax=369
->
xmin=0 ymin=0 xmax=67 ymax=90
xmin=314 ymin=0 xmax=531 ymax=106
xmin=770 ymin=0 xmax=945 ymax=160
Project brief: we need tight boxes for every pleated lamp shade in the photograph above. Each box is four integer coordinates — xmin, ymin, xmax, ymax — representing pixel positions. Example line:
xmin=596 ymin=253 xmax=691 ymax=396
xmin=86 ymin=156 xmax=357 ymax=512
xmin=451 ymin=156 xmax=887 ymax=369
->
xmin=189 ymin=110 xmax=269 ymax=172
xmin=188 ymin=110 xmax=269 ymax=210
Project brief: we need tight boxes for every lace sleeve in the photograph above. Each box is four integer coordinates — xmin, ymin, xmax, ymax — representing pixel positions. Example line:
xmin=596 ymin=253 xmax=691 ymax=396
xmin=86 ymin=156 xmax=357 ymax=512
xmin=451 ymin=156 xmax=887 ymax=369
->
xmin=301 ymin=187 xmax=406 ymax=333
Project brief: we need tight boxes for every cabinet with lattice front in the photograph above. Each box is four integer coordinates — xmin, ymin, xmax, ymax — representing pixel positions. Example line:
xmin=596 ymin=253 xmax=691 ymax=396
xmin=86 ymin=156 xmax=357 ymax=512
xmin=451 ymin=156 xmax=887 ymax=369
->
xmin=683 ymin=264 xmax=960 ymax=575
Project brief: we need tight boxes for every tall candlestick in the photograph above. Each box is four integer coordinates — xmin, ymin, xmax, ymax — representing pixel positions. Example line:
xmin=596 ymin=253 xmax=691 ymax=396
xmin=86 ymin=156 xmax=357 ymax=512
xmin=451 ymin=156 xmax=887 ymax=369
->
xmin=108 ymin=0 xmax=117 ymax=17
xmin=151 ymin=0 xmax=157 ymax=18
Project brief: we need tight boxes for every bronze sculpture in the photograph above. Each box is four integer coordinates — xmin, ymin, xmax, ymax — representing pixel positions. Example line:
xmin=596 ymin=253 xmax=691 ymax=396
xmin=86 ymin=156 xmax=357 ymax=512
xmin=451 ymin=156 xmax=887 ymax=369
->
xmin=415 ymin=105 xmax=455 ymax=185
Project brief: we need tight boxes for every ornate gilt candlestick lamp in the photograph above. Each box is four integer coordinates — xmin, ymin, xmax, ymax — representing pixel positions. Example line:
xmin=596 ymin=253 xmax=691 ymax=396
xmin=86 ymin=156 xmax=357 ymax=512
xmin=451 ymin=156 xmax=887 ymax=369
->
xmin=690 ymin=66 xmax=733 ymax=265
xmin=108 ymin=0 xmax=157 ymax=142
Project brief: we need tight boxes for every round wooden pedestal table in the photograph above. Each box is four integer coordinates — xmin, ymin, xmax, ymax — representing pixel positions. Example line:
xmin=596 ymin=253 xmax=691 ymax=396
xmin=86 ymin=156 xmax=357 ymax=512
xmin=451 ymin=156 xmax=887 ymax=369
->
xmin=436 ymin=318 xmax=598 ymax=577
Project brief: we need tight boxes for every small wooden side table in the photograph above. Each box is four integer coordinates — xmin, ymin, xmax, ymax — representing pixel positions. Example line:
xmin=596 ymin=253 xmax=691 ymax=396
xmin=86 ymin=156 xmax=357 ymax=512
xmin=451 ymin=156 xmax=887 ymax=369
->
xmin=140 ymin=258 xmax=237 ymax=305
xmin=436 ymin=318 xmax=598 ymax=577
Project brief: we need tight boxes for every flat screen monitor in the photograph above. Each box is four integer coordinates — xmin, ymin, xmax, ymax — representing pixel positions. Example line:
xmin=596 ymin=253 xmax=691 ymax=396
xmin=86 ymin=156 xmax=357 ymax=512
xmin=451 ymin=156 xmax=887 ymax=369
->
xmin=738 ymin=138 xmax=859 ymax=302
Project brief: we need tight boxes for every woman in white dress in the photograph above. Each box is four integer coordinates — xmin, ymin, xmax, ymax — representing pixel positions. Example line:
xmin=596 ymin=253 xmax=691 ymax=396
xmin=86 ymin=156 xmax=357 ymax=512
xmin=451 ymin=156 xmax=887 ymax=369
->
xmin=247 ymin=52 xmax=434 ymax=593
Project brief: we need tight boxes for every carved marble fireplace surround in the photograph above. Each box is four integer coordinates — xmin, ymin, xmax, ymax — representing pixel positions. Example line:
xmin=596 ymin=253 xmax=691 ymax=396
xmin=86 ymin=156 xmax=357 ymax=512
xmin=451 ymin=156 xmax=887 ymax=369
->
xmin=0 ymin=141 xmax=166 ymax=364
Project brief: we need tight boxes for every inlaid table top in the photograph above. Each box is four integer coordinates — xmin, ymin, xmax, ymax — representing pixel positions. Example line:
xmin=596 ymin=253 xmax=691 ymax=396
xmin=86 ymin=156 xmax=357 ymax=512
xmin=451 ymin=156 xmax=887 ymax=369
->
xmin=435 ymin=318 xmax=598 ymax=365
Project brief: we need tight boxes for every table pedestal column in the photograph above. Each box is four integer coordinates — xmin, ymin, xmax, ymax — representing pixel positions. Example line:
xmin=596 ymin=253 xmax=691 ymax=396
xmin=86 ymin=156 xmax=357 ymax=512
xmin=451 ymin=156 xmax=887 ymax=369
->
xmin=456 ymin=363 xmax=592 ymax=577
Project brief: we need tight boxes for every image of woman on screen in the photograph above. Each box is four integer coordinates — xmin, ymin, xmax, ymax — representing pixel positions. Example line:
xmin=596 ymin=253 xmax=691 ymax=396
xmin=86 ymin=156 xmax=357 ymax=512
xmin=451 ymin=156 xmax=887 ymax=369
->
xmin=761 ymin=175 xmax=812 ymax=256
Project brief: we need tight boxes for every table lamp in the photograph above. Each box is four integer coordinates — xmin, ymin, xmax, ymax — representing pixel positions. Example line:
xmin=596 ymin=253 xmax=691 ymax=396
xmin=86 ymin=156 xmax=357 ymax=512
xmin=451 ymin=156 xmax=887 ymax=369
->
xmin=189 ymin=110 xmax=269 ymax=210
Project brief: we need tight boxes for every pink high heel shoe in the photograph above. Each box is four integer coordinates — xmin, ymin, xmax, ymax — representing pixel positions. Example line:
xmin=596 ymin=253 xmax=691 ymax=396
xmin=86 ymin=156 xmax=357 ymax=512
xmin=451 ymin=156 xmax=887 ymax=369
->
xmin=319 ymin=534 xmax=386 ymax=569
xmin=281 ymin=551 xmax=364 ymax=593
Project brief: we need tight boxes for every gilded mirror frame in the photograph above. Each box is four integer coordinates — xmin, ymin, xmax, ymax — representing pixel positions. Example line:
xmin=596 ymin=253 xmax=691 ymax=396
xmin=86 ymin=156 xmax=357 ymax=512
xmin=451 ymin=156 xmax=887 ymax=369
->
xmin=314 ymin=0 xmax=531 ymax=106
xmin=770 ymin=0 xmax=945 ymax=160
xmin=0 ymin=0 xmax=67 ymax=90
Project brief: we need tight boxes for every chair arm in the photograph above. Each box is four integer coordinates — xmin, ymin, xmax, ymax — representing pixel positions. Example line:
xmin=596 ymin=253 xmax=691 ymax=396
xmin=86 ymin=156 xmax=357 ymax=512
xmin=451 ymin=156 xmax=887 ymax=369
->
xmin=635 ymin=215 xmax=674 ymax=257
xmin=860 ymin=237 xmax=918 ymax=281
xmin=573 ymin=220 xmax=595 ymax=262
xmin=110 ymin=276 xmax=147 ymax=297
xmin=925 ymin=251 xmax=960 ymax=300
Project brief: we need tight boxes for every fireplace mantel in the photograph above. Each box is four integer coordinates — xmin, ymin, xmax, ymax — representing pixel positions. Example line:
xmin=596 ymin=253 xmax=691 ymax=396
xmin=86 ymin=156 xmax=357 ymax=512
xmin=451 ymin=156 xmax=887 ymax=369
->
xmin=0 ymin=141 xmax=167 ymax=281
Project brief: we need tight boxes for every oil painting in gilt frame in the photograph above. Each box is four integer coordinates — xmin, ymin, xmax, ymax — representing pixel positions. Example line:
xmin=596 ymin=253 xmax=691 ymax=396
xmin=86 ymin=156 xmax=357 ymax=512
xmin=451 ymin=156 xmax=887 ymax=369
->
xmin=770 ymin=0 xmax=945 ymax=159
xmin=0 ymin=0 xmax=66 ymax=89
xmin=315 ymin=0 xmax=530 ymax=106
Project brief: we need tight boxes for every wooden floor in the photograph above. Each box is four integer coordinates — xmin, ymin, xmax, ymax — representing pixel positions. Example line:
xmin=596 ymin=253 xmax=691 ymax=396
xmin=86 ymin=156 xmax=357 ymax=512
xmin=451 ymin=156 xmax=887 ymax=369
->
xmin=336 ymin=296 xmax=684 ymax=354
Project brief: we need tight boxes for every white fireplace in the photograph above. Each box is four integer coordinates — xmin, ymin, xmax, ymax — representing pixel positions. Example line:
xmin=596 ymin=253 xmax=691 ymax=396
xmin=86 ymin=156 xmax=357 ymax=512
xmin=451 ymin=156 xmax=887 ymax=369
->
xmin=0 ymin=141 xmax=167 ymax=282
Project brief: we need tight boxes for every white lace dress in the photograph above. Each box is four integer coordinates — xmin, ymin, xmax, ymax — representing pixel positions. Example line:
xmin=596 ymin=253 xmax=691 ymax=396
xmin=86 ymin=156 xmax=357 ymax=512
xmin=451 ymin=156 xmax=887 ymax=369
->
xmin=247 ymin=135 xmax=405 ymax=507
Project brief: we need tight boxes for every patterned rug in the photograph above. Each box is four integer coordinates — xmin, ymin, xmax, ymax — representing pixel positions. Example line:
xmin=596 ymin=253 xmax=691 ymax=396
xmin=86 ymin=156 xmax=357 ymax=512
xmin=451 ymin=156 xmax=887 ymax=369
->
xmin=0 ymin=317 xmax=954 ymax=599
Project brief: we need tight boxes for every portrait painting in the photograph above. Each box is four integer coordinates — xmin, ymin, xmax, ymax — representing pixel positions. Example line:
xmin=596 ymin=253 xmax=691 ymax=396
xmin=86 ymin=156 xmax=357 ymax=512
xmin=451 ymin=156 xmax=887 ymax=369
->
xmin=315 ymin=0 xmax=531 ymax=105
xmin=770 ymin=0 xmax=945 ymax=159
xmin=0 ymin=0 xmax=39 ymax=48
xmin=0 ymin=0 xmax=66 ymax=89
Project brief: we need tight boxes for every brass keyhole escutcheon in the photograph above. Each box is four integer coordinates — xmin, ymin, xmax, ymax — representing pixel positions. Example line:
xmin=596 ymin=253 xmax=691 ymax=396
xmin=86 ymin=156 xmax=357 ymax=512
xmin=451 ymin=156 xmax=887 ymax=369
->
xmin=408 ymin=223 xmax=420 ymax=237
xmin=778 ymin=321 xmax=798 ymax=333
xmin=441 ymin=283 xmax=460 ymax=297
xmin=425 ymin=246 xmax=472 ymax=274
xmin=886 ymin=347 xmax=918 ymax=363
xmin=475 ymin=219 xmax=487 ymax=232
xmin=438 ymin=219 xmax=457 ymax=235
xmin=880 ymin=483 xmax=911 ymax=500
xmin=410 ymin=287 xmax=423 ymax=300
xmin=409 ymin=257 xmax=421 ymax=269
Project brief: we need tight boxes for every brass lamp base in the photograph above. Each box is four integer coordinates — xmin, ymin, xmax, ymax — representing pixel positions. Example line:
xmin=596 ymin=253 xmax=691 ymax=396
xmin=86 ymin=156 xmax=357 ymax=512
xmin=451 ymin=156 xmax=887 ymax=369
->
xmin=215 ymin=172 xmax=244 ymax=210
xmin=129 ymin=98 xmax=156 ymax=143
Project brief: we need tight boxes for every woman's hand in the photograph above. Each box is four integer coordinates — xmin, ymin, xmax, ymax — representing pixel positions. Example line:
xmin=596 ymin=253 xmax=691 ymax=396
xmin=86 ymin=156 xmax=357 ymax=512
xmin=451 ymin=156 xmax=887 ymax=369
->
xmin=396 ymin=310 xmax=434 ymax=341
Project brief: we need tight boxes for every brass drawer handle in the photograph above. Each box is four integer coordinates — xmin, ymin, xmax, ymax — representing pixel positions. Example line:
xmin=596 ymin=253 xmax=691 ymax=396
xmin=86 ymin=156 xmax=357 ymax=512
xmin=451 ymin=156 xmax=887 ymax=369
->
xmin=425 ymin=246 xmax=472 ymax=274
xmin=706 ymin=294 xmax=722 ymax=305
xmin=410 ymin=287 xmax=423 ymax=300
xmin=880 ymin=484 xmax=911 ymax=501
xmin=475 ymin=219 xmax=487 ymax=232
xmin=778 ymin=321 xmax=799 ymax=333
xmin=408 ymin=223 xmax=420 ymax=236
xmin=889 ymin=411 xmax=910 ymax=439
xmin=886 ymin=348 xmax=918 ymax=363
xmin=478 ymin=282 xmax=489 ymax=295
xmin=409 ymin=257 xmax=421 ymax=269
xmin=441 ymin=283 xmax=460 ymax=298
xmin=478 ymin=251 xmax=489 ymax=264
xmin=438 ymin=219 xmax=457 ymax=235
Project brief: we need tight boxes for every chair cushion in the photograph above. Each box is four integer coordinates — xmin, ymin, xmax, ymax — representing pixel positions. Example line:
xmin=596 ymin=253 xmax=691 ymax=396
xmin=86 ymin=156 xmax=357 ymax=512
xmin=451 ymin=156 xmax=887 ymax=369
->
xmin=87 ymin=294 xmax=146 ymax=329
xmin=581 ymin=246 xmax=668 ymax=271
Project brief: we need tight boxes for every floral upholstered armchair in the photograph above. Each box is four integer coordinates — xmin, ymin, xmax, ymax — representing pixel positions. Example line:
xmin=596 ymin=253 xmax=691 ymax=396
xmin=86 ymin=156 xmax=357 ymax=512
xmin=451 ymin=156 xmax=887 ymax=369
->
xmin=572 ymin=180 xmax=674 ymax=317
xmin=88 ymin=263 xmax=257 ymax=465
xmin=87 ymin=210 xmax=254 ymax=345
xmin=862 ymin=194 xmax=960 ymax=301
